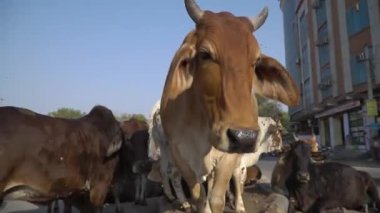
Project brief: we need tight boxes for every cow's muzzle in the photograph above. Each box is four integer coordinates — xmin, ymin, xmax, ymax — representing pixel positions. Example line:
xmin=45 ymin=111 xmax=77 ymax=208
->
xmin=227 ymin=128 xmax=258 ymax=153
xmin=297 ymin=172 xmax=310 ymax=183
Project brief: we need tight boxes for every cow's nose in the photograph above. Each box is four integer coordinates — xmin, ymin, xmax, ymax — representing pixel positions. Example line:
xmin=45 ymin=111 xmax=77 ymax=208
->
xmin=227 ymin=128 xmax=258 ymax=153
xmin=297 ymin=172 xmax=310 ymax=183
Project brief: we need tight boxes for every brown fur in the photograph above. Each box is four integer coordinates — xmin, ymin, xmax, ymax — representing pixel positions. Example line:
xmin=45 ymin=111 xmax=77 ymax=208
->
xmin=0 ymin=106 xmax=123 ymax=212
xmin=160 ymin=1 xmax=299 ymax=212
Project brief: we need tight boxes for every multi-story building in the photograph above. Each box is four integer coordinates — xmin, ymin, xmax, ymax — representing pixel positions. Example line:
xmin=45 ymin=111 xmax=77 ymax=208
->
xmin=280 ymin=0 xmax=380 ymax=150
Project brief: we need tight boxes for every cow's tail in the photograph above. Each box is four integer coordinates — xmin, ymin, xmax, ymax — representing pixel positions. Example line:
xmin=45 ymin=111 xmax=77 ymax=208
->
xmin=362 ymin=171 xmax=380 ymax=210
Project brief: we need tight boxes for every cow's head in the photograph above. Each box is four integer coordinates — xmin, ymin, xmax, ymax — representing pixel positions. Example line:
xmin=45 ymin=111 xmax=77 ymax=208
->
xmin=257 ymin=117 xmax=284 ymax=153
xmin=292 ymin=141 xmax=311 ymax=183
xmin=120 ymin=118 xmax=148 ymax=140
xmin=86 ymin=105 xmax=124 ymax=157
xmin=161 ymin=0 xmax=299 ymax=154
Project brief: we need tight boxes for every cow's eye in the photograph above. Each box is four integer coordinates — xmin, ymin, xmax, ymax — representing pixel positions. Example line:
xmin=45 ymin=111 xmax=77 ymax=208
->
xmin=198 ymin=50 xmax=212 ymax=61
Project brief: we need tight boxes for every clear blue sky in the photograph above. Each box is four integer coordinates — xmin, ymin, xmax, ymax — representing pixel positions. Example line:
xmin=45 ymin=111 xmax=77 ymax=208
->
xmin=0 ymin=0 xmax=285 ymax=116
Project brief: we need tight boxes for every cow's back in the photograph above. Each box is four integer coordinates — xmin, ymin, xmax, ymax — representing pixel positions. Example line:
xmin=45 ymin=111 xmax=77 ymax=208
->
xmin=308 ymin=162 xmax=369 ymax=209
xmin=0 ymin=106 xmax=116 ymax=202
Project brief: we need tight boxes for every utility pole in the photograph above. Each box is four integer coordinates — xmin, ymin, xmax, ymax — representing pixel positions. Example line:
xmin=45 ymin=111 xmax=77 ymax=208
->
xmin=362 ymin=46 xmax=376 ymax=150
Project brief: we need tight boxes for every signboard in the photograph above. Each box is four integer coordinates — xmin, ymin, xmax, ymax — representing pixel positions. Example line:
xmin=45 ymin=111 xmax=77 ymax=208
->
xmin=367 ymin=99 xmax=378 ymax=116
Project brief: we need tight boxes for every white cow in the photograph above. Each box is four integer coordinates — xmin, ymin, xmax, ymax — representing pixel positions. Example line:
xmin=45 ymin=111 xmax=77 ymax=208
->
xmin=148 ymin=100 xmax=191 ymax=210
xmin=149 ymin=101 xmax=283 ymax=212
xmin=231 ymin=117 xmax=283 ymax=212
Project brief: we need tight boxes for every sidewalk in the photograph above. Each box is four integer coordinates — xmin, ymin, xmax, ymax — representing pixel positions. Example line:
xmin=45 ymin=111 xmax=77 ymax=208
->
xmin=326 ymin=148 xmax=380 ymax=181
xmin=326 ymin=146 xmax=380 ymax=169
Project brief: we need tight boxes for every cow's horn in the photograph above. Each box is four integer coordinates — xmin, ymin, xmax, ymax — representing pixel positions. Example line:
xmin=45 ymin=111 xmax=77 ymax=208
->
xmin=185 ymin=0 xmax=204 ymax=23
xmin=249 ymin=6 xmax=269 ymax=31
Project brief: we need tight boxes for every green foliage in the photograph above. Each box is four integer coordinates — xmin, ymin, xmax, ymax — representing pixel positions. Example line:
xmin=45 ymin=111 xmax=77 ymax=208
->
xmin=48 ymin=107 xmax=85 ymax=119
xmin=279 ymin=111 xmax=290 ymax=133
xmin=117 ymin=113 xmax=146 ymax=122
xmin=256 ymin=95 xmax=290 ymax=132
xmin=257 ymin=95 xmax=282 ymax=117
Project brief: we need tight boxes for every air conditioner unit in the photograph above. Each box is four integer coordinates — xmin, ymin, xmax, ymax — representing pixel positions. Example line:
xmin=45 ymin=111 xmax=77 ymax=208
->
xmin=316 ymin=37 xmax=329 ymax=46
xmin=318 ymin=79 xmax=332 ymax=89
xmin=295 ymin=57 xmax=301 ymax=65
xmin=356 ymin=52 xmax=366 ymax=62
xmin=354 ymin=3 xmax=360 ymax=12
xmin=325 ymin=79 xmax=332 ymax=85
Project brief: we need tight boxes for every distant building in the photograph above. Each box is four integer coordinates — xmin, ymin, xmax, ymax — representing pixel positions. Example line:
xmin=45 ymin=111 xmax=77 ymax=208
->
xmin=280 ymin=0 xmax=380 ymax=150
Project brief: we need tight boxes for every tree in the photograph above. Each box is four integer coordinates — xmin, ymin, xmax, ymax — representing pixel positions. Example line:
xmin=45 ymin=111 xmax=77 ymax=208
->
xmin=256 ymin=95 xmax=290 ymax=132
xmin=48 ymin=108 xmax=85 ymax=119
xmin=117 ymin=113 xmax=146 ymax=122
xmin=257 ymin=95 xmax=282 ymax=117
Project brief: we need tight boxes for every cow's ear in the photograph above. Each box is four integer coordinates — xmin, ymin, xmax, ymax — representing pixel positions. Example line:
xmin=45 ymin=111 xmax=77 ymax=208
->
xmin=253 ymin=55 xmax=300 ymax=106
xmin=161 ymin=31 xmax=197 ymax=101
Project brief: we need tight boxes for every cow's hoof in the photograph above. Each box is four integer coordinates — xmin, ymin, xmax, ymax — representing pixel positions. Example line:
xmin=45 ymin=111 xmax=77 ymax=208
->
xmin=180 ymin=202 xmax=192 ymax=212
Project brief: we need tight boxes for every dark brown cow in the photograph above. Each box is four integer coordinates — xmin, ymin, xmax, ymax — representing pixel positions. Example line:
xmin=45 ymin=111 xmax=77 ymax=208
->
xmin=160 ymin=0 xmax=299 ymax=211
xmin=272 ymin=141 xmax=380 ymax=213
xmin=112 ymin=119 xmax=155 ymax=207
xmin=0 ymin=105 xmax=123 ymax=213
xmin=120 ymin=118 xmax=148 ymax=140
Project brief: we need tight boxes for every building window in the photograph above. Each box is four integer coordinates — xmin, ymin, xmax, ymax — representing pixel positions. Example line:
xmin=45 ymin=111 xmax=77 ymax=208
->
xmin=316 ymin=0 xmax=327 ymax=27
xmin=349 ymin=111 xmax=365 ymax=146
xmin=303 ymin=78 xmax=312 ymax=107
xmin=346 ymin=0 xmax=370 ymax=36
xmin=320 ymin=66 xmax=332 ymax=98
xmin=315 ymin=0 xmax=332 ymax=99
xmin=299 ymin=11 xmax=312 ymax=106
xmin=350 ymin=56 xmax=368 ymax=85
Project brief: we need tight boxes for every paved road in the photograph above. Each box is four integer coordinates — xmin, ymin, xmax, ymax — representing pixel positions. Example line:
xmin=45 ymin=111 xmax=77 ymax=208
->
xmin=1 ymin=159 xmax=379 ymax=213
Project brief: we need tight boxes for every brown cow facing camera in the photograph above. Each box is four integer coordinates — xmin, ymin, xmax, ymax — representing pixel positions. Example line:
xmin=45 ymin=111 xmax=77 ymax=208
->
xmin=0 ymin=105 xmax=123 ymax=213
xmin=160 ymin=0 xmax=299 ymax=211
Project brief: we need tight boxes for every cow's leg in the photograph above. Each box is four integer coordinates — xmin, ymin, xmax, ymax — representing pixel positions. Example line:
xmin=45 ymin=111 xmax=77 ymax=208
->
xmin=159 ymin=140 xmax=177 ymax=201
xmin=170 ymin=166 xmax=191 ymax=210
xmin=53 ymin=200 xmax=59 ymax=213
xmin=47 ymin=202 xmax=52 ymax=213
xmin=161 ymin=159 xmax=176 ymax=201
xmin=63 ymin=198 xmax=72 ymax=213
xmin=135 ymin=176 xmax=141 ymax=205
xmin=140 ymin=174 xmax=148 ymax=205
xmin=111 ymin=186 xmax=123 ymax=213
xmin=225 ymin=183 xmax=235 ymax=210
xmin=205 ymin=171 xmax=215 ymax=213
xmin=209 ymin=155 xmax=239 ymax=213
xmin=233 ymin=166 xmax=246 ymax=213
xmin=192 ymin=182 xmax=207 ymax=213
xmin=170 ymin=146 xmax=206 ymax=213
xmin=89 ymin=183 xmax=109 ymax=213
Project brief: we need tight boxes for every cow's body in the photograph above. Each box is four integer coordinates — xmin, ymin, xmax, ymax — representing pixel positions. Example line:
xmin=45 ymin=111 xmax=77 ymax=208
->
xmin=115 ymin=119 xmax=153 ymax=206
xmin=160 ymin=1 xmax=299 ymax=212
xmin=148 ymin=100 xmax=190 ymax=210
xmin=0 ymin=106 xmax=123 ymax=212
xmin=150 ymin=100 xmax=284 ymax=212
xmin=271 ymin=141 xmax=380 ymax=213
xmin=230 ymin=117 xmax=283 ymax=212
